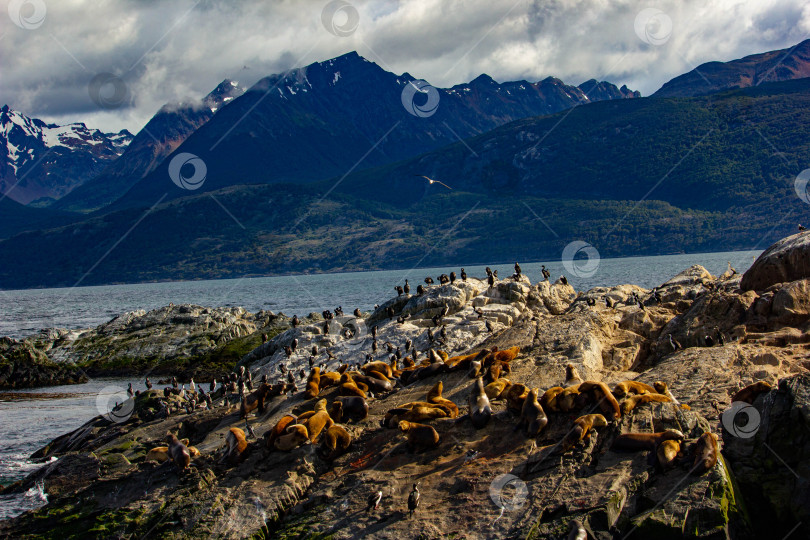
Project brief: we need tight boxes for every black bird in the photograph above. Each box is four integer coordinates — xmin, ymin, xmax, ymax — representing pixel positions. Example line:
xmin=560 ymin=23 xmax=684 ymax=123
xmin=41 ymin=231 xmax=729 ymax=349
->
xmin=342 ymin=327 xmax=354 ymax=339
xmin=366 ymin=490 xmax=383 ymax=512
xmin=416 ymin=284 xmax=425 ymax=295
xmin=461 ymin=268 xmax=467 ymax=281
xmin=397 ymin=314 xmax=411 ymax=324
xmin=705 ymin=334 xmax=714 ymax=347
xmin=145 ymin=378 xmax=152 ymax=390
xmin=432 ymin=314 xmax=441 ymax=327
xmin=287 ymin=371 xmax=295 ymax=385
xmin=440 ymin=326 xmax=447 ymax=340
xmin=385 ymin=342 xmax=394 ymax=353
xmin=449 ymin=271 xmax=456 ymax=284
xmin=439 ymin=274 xmax=449 ymax=285
xmin=371 ymin=325 xmax=378 ymax=338
xmin=324 ymin=321 xmax=330 ymax=334
xmin=291 ymin=338 xmax=298 ymax=351
xmin=246 ymin=372 xmax=253 ymax=392
xmin=308 ymin=355 xmax=315 ymax=368
xmin=485 ymin=320 xmax=493 ymax=332
xmin=405 ymin=339 xmax=412 ymax=352
xmin=487 ymin=274 xmax=495 ymax=288
xmin=299 ymin=369 xmax=306 ymax=380
xmin=424 ymin=277 xmax=434 ymax=285
xmin=493 ymin=269 xmax=498 ymax=279
xmin=541 ymin=265 xmax=550 ymax=280
xmin=485 ymin=267 xmax=492 ymax=277
xmin=404 ymin=280 xmax=410 ymax=294
xmin=279 ymin=364 xmax=287 ymax=374
xmin=387 ymin=307 xmax=395 ymax=319
xmin=209 ymin=378 xmax=217 ymax=393
xmin=292 ymin=315 xmax=299 ymax=328
xmin=560 ymin=276 xmax=568 ymax=286
xmin=372 ymin=340 xmax=378 ymax=353
xmin=354 ymin=308 xmax=362 ymax=317
xmin=800 ymin=224 xmax=807 ymax=231
xmin=395 ymin=286 xmax=404 ymax=296
xmin=127 ymin=383 xmax=134 ymax=398
xmin=335 ymin=306 xmax=344 ymax=316
xmin=395 ymin=347 xmax=402 ymax=360
xmin=408 ymin=484 xmax=420 ymax=517
xmin=514 ymin=262 xmax=521 ymax=276
xmin=284 ymin=346 xmax=293 ymax=357
xmin=311 ymin=345 xmax=318 ymax=356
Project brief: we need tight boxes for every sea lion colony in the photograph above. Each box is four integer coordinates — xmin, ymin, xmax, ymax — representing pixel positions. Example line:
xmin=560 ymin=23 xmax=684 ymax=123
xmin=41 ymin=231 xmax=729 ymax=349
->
xmin=5 ymin=255 xmax=801 ymax=539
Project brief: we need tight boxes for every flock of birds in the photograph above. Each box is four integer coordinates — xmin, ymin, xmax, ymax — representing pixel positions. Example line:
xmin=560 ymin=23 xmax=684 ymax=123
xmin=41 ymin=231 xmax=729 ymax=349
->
xmin=110 ymin=260 xmax=764 ymax=528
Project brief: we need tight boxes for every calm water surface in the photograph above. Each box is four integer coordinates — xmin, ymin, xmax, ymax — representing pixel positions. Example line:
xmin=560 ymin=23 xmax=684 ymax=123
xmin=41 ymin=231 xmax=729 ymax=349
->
xmin=0 ymin=250 xmax=760 ymax=519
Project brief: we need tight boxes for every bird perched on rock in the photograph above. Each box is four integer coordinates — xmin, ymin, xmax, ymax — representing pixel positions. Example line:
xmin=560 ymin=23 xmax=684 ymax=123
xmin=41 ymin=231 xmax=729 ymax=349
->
xmin=292 ymin=315 xmax=299 ymax=328
xmin=405 ymin=339 xmax=412 ymax=352
xmin=387 ymin=307 xmax=395 ymax=320
xmin=127 ymin=383 xmax=134 ymax=398
xmin=488 ymin=274 xmax=495 ymax=288
xmin=366 ymin=490 xmax=383 ymax=512
xmin=408 ymin=484 xmax=420 ymax=517
xmin=424 ymin=277 xmax=434 ymax=285
xmin=514 ymin=262 xmax=521 ymax=276
xmin=395 ymin=286 xmax=404 ymax=296
xmin=461 ymin=268 xmax=467 ymax=281
xmin=485 ymin=320 xmax=493 ymax=332
xmin=486 ymin=267 xmax=492 ymax=277
xmin=145 ymin=378 xmax=152 ymax=390
xmin=440 ymin=326 xmax=447 ymax=341
xmin=800 ymin=224 xmax=806 ymax=231
xmin=427 ymin=328 xmax=434 ymax=343
xmin=449 ymin=271 xmax=456 ymax=284
xmin=284 ymin=346 xmax=293 ymax=357
xmin=335 ymin=306 xmax=344 ymax=316
xmin=291 ymin=338 xmax=298 ymax=351
xmin=397 ymin=314 xmax=411 ymax=324
xmin=560 ymin=276 xmax=568 ymax=285
xmin=541 ymin=265 xmax=550 ymax=280
xmin=416 ymin=284 xmax=425 ymax=295
xmin=404 ymin=280 xmax=410 ymax=295
xmin=354 ymin=308 xmax=362 ymax=317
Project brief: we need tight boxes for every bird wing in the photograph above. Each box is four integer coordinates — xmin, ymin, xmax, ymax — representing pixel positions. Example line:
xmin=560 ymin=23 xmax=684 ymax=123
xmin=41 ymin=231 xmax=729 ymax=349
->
xmin=414 ymin=175 xmax=452 ymax=190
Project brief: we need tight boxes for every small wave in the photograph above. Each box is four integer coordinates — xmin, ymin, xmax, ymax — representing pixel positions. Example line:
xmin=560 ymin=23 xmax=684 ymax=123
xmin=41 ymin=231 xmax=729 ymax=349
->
xmin=0 ymin=480 xmax=48 ymax=521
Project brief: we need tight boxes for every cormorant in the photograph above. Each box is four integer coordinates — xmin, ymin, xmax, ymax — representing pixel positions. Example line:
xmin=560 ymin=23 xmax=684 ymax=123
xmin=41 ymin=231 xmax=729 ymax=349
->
xmin=424 ymin=277 xmax=434 ymax=285
xmin=449 ymin=272 xmax=456 ymax=284
xmin=408 ymin=484 xmax=420 ymax=517
xmin=514 ymin=262 xmax=521 ymax=276
xmin=354 ymin=308 xmax=362 ymax=317
xmin=404 ymin=280 xmax=410 ymax=294
xmin=292 ymin=315 xmax=299 ymax=328
xmin=460 ymin=268 xmax=467 ymax=281
xmin=366 ymin=490 xmax=383 ymax=512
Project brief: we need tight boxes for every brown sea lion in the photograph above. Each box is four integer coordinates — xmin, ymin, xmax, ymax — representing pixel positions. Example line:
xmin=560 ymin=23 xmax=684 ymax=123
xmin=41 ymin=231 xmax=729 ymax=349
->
xmin=564 ymin=363 xmax=583 ymax=386
xmin=145 ymin=446 xmax=170 ymax=463
xmin=223 ymin=427 xmax=248 ymax=464
xmin=335 ymin=396 xmax=369 ymax=421
xmin=166 ymin=432 xmax=191 ymax=470
xmin=426 ymin=381 xmax=459 ymax=418
xmin=274 ymin=424 xmax=309 ymax=451
xmin=305 ymin=367 xmax=321 ymax=399
xmin=384 ymin=406 xmax=449 ymax=427
xmin=657 ymin=439 xmax=681 ymax=471
xmin=240 ymin=383 xmax=272 ymax=418
xmin=339 ymin=373 xmax=367 ymax=398
xmin=304 ymin=399 xmax=334 ymax=442
xmin=398 ymin=421 xmax=440 ymax=452
xmin=329 ymin=400 xmax=343 ymax=423
xmin=362 ymin=361 xmax=393 ymax=379
xmin=319 ymin=424 xmax=352 ymax=460
xmin=518 ymin=388 xmax=548 ymax=437
xmin=579 ymin=381 xmax=621 ymax=419
xmin=620 ymin=392 xmax=673 ymax=414
xmin=561 ymin=414 xmax=607 ymax=453
xmin=540 ymin=386 xmax=565 ymax=411
xmin=485 ymin=378 xmax=511 ymax=400
xmin=353 ymin=373 xmax=393 ymax=394
xmin=555 ymin=385 xmax=582 ymax=412
xmin=692 ymin=432 xmax=719 ymax=475
xmin=319 ymin=371 xmax=342 ymax=387
xmin=469 ymin=377 xmax=492 ymax=429
xmin=731 ymin=381 xmax=772 ymax=404
xmin=493 ymin=346 xmax=519 ymax=363
xmin=612 ymin=380 xmax=656 ymax=398
xmin=265 ymin=414 xmax=298 ymax=449
xmin=505 ymin=383 xmax=530 ymax=413
xmin=612 ymin=429 xmax=685 ymax=452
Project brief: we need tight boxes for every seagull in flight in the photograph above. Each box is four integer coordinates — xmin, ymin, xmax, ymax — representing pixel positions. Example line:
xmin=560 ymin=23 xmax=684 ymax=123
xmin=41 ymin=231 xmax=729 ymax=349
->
xmin=414 ymin=175 xmax=452 ymax=190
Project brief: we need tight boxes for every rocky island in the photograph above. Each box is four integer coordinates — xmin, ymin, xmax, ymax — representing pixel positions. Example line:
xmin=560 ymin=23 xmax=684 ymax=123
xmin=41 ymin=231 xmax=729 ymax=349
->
xmin=1 ymin=232 xmax=809 ymax=539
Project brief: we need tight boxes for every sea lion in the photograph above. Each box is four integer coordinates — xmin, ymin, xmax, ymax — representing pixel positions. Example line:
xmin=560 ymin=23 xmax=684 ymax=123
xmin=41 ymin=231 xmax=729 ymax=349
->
xmin=540 ymin=386 xmax=565 ymax=411
xmin=657 ymin=439 xmax=681 ymax=471
xmin=446 ymin=352 xmax=477 ymax=369
xmin=335 ymin=396 xmax=369 ymax=421
xmin=485 ymin=378 xmax=511 ymax=400
xmin=518 ymin=388 xmax=548 ymax=437
xmin=652 ymin=381 xmax=689 ymax=409
xmin=353 ymin=373 xmax=393 ymax=394
xmin=469 ymin=377 xmax=492 ymax=429
xmin=305 ymin=367 xmax=321 ymax=399
xmin=145 ymin=446 xmax=170 ymax=463
xmin=426 ymin=381 xmax=459 ymax=418
xmin=304 ymin=399 xmax=334 ymax=443
xmin=398 ymin=421 xmax=440 ymax=452
xmin=265 ymin=414 xmax=298 ymax=449
xmin=166 ymin=432 xmax=191 ymax=471
xmin=554 ymin=385 xmax=582 ymax=412
xmin=384 ymin=406 xmax=449 ymax=427
xmin=339 ymin=373 xmax=367 ymax=398
xmin=493 ymin=346 xmax=520 ymax=363
xmin=620 ymin=392 xmax=673 ymax=414
xmin=561 ymin=414 xmax=607 ymax=453
xmin=731 ymin=380 xmax=772 ymax=404
xmin=362 ymin=361 xmax=393 ymax=379
xmin=692 ymin=432 xmax=719 ymax=475
xmin=564 ymin=363 xmax=584 ymax=386
xmin=329 ymin=400 xmax=344 ymax=423
xmin=579 ymin=381 xmax=621 ymax=420
xmin=319 ymin=424 xmax=352 ymax=460
xmin=319 ymin=371 xmax=341 ymax=387
xmin=611 ymin=429 xmax=685 ymax=452
xmin=485 ymin=359 xmax=511 ymax=383
xmin=612 ymin=380 xmax=656 ymax=398
xmin=223 ymin=427 xmax=248 ymax=464
xmin=274 ymin=424 xmax=309 ymax=451
xmin=240 ymin=383 xmax=272 ymax=418
xmin=505 ymin=383 xmax=530 ymax=413
xmin=467 ymin=360 xmax=483 ymax=379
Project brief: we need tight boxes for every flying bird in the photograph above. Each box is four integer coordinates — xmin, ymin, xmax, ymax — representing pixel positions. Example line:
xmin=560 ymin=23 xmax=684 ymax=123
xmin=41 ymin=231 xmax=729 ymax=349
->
xmin=414 ymin=175 xmax=452 ymax=190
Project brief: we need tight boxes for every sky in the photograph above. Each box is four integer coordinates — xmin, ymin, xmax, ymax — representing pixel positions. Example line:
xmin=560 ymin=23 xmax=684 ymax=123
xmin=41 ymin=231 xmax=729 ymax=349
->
xmin=2 ymin=0 xmax=809 ymax=133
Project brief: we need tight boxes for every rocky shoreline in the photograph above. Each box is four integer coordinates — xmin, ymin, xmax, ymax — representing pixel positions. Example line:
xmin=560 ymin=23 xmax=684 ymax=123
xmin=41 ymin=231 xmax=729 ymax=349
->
xmin=1 ymin=232 xmax=810 ymax=538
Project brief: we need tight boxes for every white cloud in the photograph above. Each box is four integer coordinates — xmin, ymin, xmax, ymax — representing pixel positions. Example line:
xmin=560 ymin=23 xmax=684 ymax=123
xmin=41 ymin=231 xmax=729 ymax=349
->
xmin=1 ymin=0 xmax=807 ymax=133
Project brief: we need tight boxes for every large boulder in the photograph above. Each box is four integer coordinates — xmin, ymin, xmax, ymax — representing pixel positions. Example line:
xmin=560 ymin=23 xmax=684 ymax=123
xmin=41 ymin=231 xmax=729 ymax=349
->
xmin=741 ymin=231 xmax=810 ymax=291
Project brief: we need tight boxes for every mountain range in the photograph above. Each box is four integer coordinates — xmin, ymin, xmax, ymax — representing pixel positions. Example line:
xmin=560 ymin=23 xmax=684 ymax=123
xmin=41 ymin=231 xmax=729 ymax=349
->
xmin=1 ymin=40 xmax=809 ymax=288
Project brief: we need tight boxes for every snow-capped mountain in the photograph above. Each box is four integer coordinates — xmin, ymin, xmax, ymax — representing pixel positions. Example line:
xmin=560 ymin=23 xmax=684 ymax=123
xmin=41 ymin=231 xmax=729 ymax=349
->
xmin=0 ymin=105 xmax=133 ymax=205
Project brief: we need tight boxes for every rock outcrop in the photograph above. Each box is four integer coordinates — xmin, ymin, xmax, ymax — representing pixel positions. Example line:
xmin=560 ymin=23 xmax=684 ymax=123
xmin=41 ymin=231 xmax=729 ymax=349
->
xmin=740 ymin=230 xmax=810 ymax=291
xmin=0 ymin=337 xmax=88 ymax=389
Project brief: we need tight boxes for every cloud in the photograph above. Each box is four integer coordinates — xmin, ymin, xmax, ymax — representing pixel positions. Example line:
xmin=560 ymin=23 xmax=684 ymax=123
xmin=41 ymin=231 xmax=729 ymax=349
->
xmin=1 ymin=0 xmax=807 ymax=133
